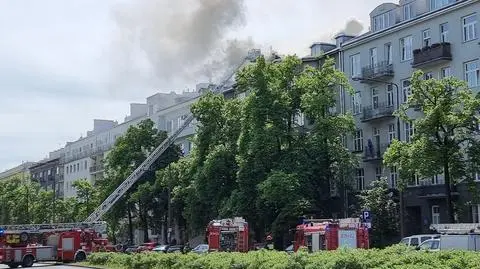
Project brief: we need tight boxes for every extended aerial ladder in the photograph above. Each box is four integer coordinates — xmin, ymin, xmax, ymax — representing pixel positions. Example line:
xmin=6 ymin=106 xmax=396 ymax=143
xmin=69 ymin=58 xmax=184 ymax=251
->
xmin=0 ymin=49 xmax=262 ymax=236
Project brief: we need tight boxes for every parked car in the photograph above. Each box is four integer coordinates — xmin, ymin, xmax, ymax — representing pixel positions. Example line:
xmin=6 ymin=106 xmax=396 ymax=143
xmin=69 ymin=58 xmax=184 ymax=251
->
xmin=124 ymin=245 xmax=140 ymax=254
xmin=191 ymin=244 xmax=209 ymax=254
xmin=152 ymin=244 xmax=184 ymax=253
xmin=417 ymin=234 xmax=480 ymax=251
xmin=152 ymin=245 xmax=169 ymax=253
xmin=137 ymin=242 xmax=159 ymax=252
xmin=285 ymin=244 xmax=294 ymax=254
xmin=399 ymin=234 xmax=440 ymax=247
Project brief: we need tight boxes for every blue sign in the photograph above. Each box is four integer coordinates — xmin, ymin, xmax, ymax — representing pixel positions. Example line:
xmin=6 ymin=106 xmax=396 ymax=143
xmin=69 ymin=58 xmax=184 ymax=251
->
xmin=362 ymin=211 xmax=372 ymax=222
xmin=0 ymin=228 xmax=4 ymax=236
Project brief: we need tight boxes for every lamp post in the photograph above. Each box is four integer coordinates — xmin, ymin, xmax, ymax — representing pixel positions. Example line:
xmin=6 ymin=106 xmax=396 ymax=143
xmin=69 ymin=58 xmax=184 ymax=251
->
xmin=352 ymin=76 xmax=405 ymax=238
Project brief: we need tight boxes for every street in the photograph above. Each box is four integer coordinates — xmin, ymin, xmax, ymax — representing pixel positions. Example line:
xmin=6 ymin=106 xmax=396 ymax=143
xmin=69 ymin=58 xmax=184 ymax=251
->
xmin=0 ymin=263 xmax=89 ymax=269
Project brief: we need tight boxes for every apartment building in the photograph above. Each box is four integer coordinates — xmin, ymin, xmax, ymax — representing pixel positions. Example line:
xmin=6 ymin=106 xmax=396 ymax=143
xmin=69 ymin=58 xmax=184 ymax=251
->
xmin=29 ymin=157 xmax=64 ymax=197
xmin=337 ymin=0 xmax=479 ymax=234
xmin=0 ymin=162 xmax=36 ymax=181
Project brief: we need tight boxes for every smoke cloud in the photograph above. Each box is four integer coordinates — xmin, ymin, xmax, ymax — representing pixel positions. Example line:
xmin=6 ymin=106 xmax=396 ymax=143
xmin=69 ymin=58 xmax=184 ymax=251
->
xmin=340 ymin=19 xmax=364 ymax=36
xmin=107 ymin=0 xmax=256 ymax=97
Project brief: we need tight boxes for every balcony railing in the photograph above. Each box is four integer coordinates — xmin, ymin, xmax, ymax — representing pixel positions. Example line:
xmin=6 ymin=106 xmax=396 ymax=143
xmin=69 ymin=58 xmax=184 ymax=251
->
xmin=363 ymin=142 xmax=389 ymax=161
xmin=89 ymin=163 xmax=105 ymax=174
xmin=412 ymin=42 xmax=452 ymax=68
xmin=359 ymin=60 xmax=394 ymax=82
xmin=361 ymin=102 xmax=395 ymax=122
xmin=64 ymin=144 xmax=112 ymax=163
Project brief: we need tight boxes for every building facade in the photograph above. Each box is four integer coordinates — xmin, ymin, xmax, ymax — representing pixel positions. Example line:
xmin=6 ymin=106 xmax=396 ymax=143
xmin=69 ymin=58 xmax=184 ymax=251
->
xmin=0 ymin=162 xmax=36 ymax=182
xmin=29 ymin=157 xmax=64 ymax=198
xmin=337 ymin=0 xmax=479 ymax=235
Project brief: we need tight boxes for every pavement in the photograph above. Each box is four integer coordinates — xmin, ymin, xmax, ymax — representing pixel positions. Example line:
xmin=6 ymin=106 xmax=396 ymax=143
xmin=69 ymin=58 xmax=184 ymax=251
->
xmin=0 ymin=263 xmax=92 ymax=268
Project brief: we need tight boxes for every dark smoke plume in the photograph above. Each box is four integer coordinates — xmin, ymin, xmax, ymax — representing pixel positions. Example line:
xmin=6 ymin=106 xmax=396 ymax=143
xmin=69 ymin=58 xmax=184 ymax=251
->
xmin=107 ymin=0 xmax=256 ymax=97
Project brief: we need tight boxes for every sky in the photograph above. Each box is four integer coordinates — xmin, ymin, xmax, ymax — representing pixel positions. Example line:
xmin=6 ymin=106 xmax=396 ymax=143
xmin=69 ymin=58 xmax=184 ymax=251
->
xmin=0 ymin=0 xmax=388 ymax=172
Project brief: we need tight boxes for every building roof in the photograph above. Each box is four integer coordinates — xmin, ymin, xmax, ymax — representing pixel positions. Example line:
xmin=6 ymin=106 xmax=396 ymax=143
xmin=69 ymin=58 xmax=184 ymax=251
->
xmin=29 ymin=157 xmax=61 ymax=170
xmin=0 ymin=162 xmax=36 ymax=179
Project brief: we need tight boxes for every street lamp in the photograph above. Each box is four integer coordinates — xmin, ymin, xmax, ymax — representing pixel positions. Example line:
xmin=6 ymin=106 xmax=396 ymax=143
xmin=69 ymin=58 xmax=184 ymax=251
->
xmin=351 ymin=76 xmax=405 ymax=238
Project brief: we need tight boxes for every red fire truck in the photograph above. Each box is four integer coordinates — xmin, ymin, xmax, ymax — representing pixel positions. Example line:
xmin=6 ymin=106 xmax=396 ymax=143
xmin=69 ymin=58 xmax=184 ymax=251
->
xmin=206 ymin=217 xmax=249 ymax=252
xmin=293 ymin=218 xmax=369 ymax=252
xmin=0 ymin=222 xmax=115 ymax=268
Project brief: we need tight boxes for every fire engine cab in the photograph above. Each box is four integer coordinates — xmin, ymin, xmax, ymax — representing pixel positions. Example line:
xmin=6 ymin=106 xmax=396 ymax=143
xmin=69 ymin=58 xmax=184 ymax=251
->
xmin=206 ymin=217 xmax=249 ymax=252
xmin=0 ymin=222 xmax=114 ymax=268
xmin=293 ymin=218 xmax=369 ymax=252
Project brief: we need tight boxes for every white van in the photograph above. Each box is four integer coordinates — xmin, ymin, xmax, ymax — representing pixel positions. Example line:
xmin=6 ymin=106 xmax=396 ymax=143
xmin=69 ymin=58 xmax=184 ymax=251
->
xmin=400 ymin=234 xmax=440 ymax=247
xmin=417 ymin=234 xmax=480 ymax=251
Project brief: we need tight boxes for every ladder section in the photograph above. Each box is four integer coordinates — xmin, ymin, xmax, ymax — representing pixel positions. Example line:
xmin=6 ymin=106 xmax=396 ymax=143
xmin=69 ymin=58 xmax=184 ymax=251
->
xmin=85 ymin=53 xmax=259 ymax=222
xmin=0 ymin=221 xmax=107 ymax=235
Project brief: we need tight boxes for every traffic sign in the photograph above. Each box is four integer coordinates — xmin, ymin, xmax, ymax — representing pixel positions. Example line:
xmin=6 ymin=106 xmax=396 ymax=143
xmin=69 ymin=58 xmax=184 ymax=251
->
xmin=362 ymin=210 xmax=372 ymax=222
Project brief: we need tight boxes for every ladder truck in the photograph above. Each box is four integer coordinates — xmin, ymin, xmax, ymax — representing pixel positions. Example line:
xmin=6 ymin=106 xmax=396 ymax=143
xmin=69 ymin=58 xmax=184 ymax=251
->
xmin=0 ymin=49 xmax=261 ymax=267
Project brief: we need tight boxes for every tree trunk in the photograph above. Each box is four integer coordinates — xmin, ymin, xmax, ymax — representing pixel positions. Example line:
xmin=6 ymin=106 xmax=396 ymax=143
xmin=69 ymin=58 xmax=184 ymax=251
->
xmin=127 ymin=203 xmax=134 ymax=244
xmin=444 ymin=160 xmax=455 ymax=223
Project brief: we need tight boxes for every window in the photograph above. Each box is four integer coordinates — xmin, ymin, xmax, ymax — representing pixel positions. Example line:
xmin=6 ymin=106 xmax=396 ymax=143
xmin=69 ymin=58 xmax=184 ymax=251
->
xmin=356 ymin=168 xmax=365 ymax=190
xmin=373 ymin=11 xmax=392 ymax=31
xmin=463 ymin=14 xmax=478 ymax=42
xmin=400 ymin=36 xmax=413 ymax=61
xmin=402 ymin=79 xmax=412 ymax=103
xmin=431 ymin=174 xmax=441 ymax=185
xmin=431 ymin=0 xmax=453 ymax=10
xmin=432 ymin=205 xmax=440 ymax=224
xmin=440 ymin=66 xmax=451 ymax=78
xmin=166 ymin=120 xmax=173 ymax=133
xmin=351 ymin=54 xmax=361 ymax=77
xmin=371 ymin=88 xmax=379 ymax=109
xmin=47 ymin=169 xmax=51 ymax=176
xmin=375 ymin=166 xmax=382 ymax=180
xmin=76 ymin=163 xmax=79 ymax=171
xmin=409 ymin=174 xmax=421 ymax=186
xmin=440 ymin=23 xmax=449 ymax=42
xmin=472 ymin=204 xmax=480 ymax=223
xmin=425 ymin=72 xmax=433 ymax=80
xmin=390 ymin=167 xmax=398 ymax=188
xmin=465 ymin=60 xmax=479 ymax=88
xmin=352 ymin=92 xmax=362 ymax=114
xmin=422 ymin=29 xmax=431 ymax=47
xmin=354 ymin=129 xmax=364 ymax=152
xmin=293 ymin=112 xmax=305 ymax=126
xmin=369 ymin=47 xmax=378 ymax=67
xmin=386 ymin=84 xmax=394 ymax=107
xmin=410 ymin=237 xmax=419 ymax=247
xmin=385 ymin=43 xmax=393 ymax=65
xmin=388 ymin=124 xmax=396 ymax=143
xmin=405 ymin=121 xmax=415 ymax=142
xmin=84 ymin=160 xmax=87 ymax=169
xmin=403 ymin=3 xmax=413 ymax=20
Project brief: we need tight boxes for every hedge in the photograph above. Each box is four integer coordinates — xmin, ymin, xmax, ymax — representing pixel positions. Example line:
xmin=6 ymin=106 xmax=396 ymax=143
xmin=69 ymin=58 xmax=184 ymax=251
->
xmin=85 ymin=246 xmax=480 ymax=269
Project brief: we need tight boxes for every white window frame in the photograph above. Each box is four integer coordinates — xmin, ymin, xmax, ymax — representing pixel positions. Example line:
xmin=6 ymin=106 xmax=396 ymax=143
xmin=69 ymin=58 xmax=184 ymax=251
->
xmin=375 ymin=166 xmax=382 ymax=180
xmin=400 ymin=36 xmax=413 ymax=61
xmin=402 ymin=79 xmax=412 ymax=103
xmin=354 ymin=129 xmax=364 ymax=152
xmin=385 ymin=43 xmax=393 ymax=65
xmin=371 ymin=88 xmax=379 ymax=109
xmin=440 ymin=66 xmax=451 ymax=78
xmin=356 ymin=168 xmax=365 ymax=190
xmin=388 ymin=124 xmax=396 ymax=143
xmin=352 ymin=92 xmax=362 ymax=115
xmin=422 ymin=29 xmax=431 ymax=47
xmin=386 ymin=84 xmax=394 ymax=107
xmin=440 ymin=22 xmax=449 ymax=42
xmin=351 ymin=54 xmax=361 ymax=78
xmin=432 ymin=205 xmax=440 ymax=224
xmin=369 ymin=47 xmax=378 ymax=67
xmin=390 ymin=166 xmax=398 ymax=188
xmin=431 ymin=0 xmax=452 ymax=10
xmin=404 ymin=121 xmax=415 ymax=142
xmin=431 ymin=174 xmax=441 ymax=185
xmin=462 ymin=13 xmax=478 ymax=42
xmin=425 ymin=72 xmax=434 ymax=80
xmin=472 ymin=204 xmax=480 ymax=223
xmin=403 ymin=3 xmax=413 ymax=21
xmin=465 ymin=60 xmax=479 ymax=88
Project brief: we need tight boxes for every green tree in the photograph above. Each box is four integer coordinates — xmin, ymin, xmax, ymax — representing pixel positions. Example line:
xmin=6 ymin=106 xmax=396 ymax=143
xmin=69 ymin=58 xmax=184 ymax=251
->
xmin=384 ymin=71 xmax=480 ymax=223
xmin=357 ymin=178 xmax=399 ymax=247
xmin=72 ymin=179 xmax=100 ymax=221
xmin=99 ymin=118 xmax=180 ymax=243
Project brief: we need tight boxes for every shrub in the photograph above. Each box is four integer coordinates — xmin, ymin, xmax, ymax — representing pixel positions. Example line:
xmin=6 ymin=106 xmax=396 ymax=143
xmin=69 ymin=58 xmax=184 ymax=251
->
xmin=86 ymin=246 xmax=480 ymax=269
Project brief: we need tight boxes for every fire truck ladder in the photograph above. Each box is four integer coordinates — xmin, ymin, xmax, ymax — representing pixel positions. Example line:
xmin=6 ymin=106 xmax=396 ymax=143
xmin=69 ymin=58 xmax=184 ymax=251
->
xmin=0 ymin=222 xmax=107 ymax=235
xmin=84 ymin=50 xmax=261 ymax=223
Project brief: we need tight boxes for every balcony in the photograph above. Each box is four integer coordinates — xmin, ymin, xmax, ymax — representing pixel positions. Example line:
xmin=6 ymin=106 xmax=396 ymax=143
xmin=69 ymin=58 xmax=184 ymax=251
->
xmin=358 ymin=61 xmax=394 ymax=82
xmin=361 ymin=102 xmax=395 ymax=122
xmin=363 ymin=142 xmax=388 ymax=162
xmin=412 ymin=42 xmax=452 ymax=68
xmin=89 ymin=163 xmax=105 ymax=174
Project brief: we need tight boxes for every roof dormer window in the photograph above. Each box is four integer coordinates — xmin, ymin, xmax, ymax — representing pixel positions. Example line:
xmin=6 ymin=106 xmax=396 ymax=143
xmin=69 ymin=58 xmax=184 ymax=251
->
xmin=430 ymin=0 xmax=454 ymax=11
xmin=403 ymin=3 xmax=413 ymax=21
xmin=373 ymin=11 xmax=393 ymax=32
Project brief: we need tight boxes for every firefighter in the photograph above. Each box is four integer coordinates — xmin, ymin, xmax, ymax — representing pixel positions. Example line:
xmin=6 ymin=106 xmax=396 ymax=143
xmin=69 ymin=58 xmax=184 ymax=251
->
xmin=265 ymin=235 xmax=274 ymax=250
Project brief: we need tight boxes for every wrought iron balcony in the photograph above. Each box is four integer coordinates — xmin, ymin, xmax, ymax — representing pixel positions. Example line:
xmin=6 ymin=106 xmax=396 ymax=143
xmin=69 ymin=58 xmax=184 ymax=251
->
xmin=361 ymin=102 xmax=395 ymax=122
xmin=358 ymin=61 xmax=394 ymax=82
xmin=89 ymin=163 xmax=105 ymax=174
xmin=363 ymin=142 xmax=389 ymax=162
xmin=412 ymin=42 xmax=452 ymax=68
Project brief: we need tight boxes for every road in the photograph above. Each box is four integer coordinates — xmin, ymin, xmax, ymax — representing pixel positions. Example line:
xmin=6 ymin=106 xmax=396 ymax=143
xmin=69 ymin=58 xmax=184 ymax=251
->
xmin=0 ymin=263 xmax=90 ymax=268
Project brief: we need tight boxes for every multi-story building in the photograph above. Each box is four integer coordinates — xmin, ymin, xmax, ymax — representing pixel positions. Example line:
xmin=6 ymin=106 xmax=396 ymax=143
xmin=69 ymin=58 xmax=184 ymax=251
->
xmin=29 ymin=156 xmax=64 ymax=197
xmin=336 ymin=0 xmax=479 ymax=235
xmin=0 ymin=162 xmax=36 ymax=181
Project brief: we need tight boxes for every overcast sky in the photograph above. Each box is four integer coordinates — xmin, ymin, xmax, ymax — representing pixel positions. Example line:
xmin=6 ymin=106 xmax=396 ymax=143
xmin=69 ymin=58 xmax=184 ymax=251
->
xmin=0 ymin=0 xmax=387 ymax=172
